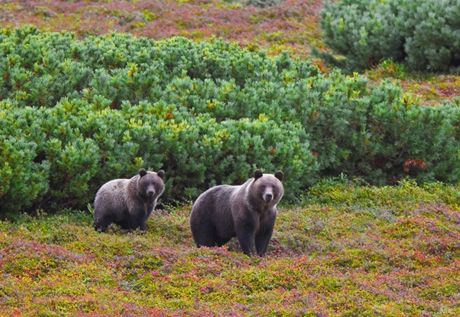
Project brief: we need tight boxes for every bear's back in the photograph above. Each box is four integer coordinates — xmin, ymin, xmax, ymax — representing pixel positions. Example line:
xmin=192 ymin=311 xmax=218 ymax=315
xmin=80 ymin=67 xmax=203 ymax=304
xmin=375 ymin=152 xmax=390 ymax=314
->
xmin=95 ymin=178 xmax=131 ymax=212
xmin=194 ymin=185 xmax=235 ymax=213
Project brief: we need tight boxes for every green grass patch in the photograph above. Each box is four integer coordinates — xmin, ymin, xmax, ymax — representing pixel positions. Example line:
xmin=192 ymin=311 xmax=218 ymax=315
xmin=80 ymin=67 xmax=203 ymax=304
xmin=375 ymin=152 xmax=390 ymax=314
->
xmin=1 ymin=182 xmax=459 ymax=315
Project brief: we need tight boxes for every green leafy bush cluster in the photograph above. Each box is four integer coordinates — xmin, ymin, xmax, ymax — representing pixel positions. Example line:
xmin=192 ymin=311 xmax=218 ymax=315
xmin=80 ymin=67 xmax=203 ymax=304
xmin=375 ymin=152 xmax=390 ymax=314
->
xmin=321 ymin=0 xmax=460 ymax=72
xmin=0 ymin=99 xmax=315 ymax=212
xmin=0 ymin=27 xmax=459 ymax=212
xmin=245 ymin=0 xmax=283 ymax=8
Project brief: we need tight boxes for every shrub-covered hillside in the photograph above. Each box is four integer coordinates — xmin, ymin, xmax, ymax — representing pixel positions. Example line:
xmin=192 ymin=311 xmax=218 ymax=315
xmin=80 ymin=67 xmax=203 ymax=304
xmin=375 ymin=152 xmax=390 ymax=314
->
xmin=0 ymin=0 xmax=324 ymax=56
xmin=0 ymin=182 xmax=459 ymax=316
xmin=1 ymin=0 xmax=459 ymax=104
xmin=322 ymin=0 xmax=460 ymax=72
xmin=1 ymin=28 xmax=459 ymax=213
xmin=0 ymin=3 xmax=459 ymax=316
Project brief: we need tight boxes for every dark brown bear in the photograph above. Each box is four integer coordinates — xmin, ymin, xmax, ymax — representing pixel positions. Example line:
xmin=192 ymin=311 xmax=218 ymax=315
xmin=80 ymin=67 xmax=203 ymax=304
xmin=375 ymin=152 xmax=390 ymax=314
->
xmin=190 ymin=170 xmax=284 ymax=256
xmin=93 ymin=169 xmax=165 ymax=232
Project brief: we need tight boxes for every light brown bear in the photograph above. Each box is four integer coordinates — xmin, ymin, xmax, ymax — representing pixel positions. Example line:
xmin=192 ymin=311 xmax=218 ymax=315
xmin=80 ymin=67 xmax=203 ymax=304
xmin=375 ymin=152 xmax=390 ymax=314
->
xmin=93 ymin=169 xmax=165 ymax=232
xmin=190 ymin=170 xmax=284 ymax=256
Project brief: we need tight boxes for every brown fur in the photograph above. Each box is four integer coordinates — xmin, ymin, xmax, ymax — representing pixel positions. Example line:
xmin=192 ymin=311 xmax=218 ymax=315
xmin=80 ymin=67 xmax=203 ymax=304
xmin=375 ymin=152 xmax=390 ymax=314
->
xmin=93 ymin=169 xmax=165 ymax=232
xmin=190 ymin=170 xmax=284 ymax=256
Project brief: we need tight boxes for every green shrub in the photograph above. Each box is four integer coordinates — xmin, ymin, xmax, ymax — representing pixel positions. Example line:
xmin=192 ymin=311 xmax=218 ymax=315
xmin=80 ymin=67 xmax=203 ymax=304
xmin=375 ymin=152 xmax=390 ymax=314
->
xmin=321 ymin=0 xmax=460 ymax=72
xmin=245 ymin=0 xmax=282 ymax=8
xmin=0 ymin=28 xmax=318 ymax=108
xmin=321 ymin=0 xmax=404 ymax=70
xmin=0 ymin=102 xmax=50 ymax=212
xmin=0 ymin=27 xmax=459 ymax=213
xmin=400 ymin=0 xmax=460 ymax=72
xmin=0 ymin=99 xmax=316 ymax=212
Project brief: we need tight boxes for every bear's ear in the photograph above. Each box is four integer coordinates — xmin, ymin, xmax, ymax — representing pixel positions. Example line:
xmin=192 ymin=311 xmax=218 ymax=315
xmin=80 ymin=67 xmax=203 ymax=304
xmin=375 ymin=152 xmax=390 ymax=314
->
xmin=274 ymin=171 xmax=284 ymax=181
xmin=139 ymin=168 xmax=147 ymax=177
xmin=157 ymin=170 xmax=165 ymax=179
xmin=254 ymin=170 xmax=263 ymax=180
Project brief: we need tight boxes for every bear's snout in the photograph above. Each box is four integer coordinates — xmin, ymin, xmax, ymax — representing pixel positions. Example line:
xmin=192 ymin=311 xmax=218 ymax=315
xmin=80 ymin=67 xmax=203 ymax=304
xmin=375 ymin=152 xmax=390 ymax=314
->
xmin=263 ymin=193 xmax=273 ymax=202
xmin=147 ymin=189 xmax=155 ymax=197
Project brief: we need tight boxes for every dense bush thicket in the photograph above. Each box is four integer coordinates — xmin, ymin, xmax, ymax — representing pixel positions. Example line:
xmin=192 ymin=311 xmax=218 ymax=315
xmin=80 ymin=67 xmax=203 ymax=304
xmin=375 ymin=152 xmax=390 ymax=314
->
xmin=321 ymin=0 xmax=460 ymax=72
xmin=245 ymin=0 xmax=283 ymax=8
xmin=0 ymin=99 xmax=316 ymax=212
xmin=1 ymin=27 xmax=459 ymax=212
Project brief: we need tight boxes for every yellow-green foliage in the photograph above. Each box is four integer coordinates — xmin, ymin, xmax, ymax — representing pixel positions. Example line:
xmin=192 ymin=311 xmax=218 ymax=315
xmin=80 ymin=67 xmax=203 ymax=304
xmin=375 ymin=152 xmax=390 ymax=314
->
xmin=322 ymin=0 xmax=460 ymax=72
xmin=1 ymin=182 xmax=459 ymax=316
xmin=1 ymin=28 xmax=460 ymax=214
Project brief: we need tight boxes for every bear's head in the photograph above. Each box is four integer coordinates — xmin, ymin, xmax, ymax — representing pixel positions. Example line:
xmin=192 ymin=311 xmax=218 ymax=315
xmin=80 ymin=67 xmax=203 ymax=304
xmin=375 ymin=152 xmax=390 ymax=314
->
xmin=249 ymin=170 xmax=284 ymax=207
xmin=137 ymin=168 xmax=165 ymax=201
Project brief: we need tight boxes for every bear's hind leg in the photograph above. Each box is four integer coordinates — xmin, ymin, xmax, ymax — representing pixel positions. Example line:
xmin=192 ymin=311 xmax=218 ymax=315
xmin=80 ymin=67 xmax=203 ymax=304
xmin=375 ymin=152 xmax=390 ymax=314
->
xmin=215 ymin=236 xmax=232 ymax=247
xmin=118 ymin=218 xmax=138 ymax=231
xmin=139 ymin=221 xmax=148 ymax=232
xmin=94 ymin=214 xmax=112 ymax=232
xmin=193 ymin=226 xmax=219 ymax=248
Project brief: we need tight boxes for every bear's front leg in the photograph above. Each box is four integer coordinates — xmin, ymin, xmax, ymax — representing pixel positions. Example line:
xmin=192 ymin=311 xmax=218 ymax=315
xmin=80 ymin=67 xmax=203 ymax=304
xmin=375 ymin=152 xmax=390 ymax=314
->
xmin=255 ymin=213 xmax=276 ymax=256
xmin=255 ymin=227 xmax=274 ymax=257
xmin=139 ymin=202 xmax=155 ymax=232
xmin=121 ymin=215 xmax=142 ymax=231
xmin=235 ymin=218 xmax=256 ymax=256
xmin=131 ymin=216 xmax=148 ymax=232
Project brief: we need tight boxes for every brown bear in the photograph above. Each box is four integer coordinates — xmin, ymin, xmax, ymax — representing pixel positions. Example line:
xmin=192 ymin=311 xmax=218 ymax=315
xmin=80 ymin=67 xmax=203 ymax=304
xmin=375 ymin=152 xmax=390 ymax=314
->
xmin=189 ymin=170 xmax=284 ymax=256
xmin=93 ymin=169 xmax=165 ymax=232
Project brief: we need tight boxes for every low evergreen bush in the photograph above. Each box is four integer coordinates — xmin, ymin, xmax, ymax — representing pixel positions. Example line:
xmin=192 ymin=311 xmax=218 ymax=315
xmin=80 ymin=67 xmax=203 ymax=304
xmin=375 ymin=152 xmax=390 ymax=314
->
xmin=321 ymin=0 xmax=460 ymax=72
xmin=0 ymin=99 xmax=316 ymax=212
xmin=245 ymin=0 xmax=283 ymax=8
xmin=0 ymin=28 xmax=459 ymax=212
